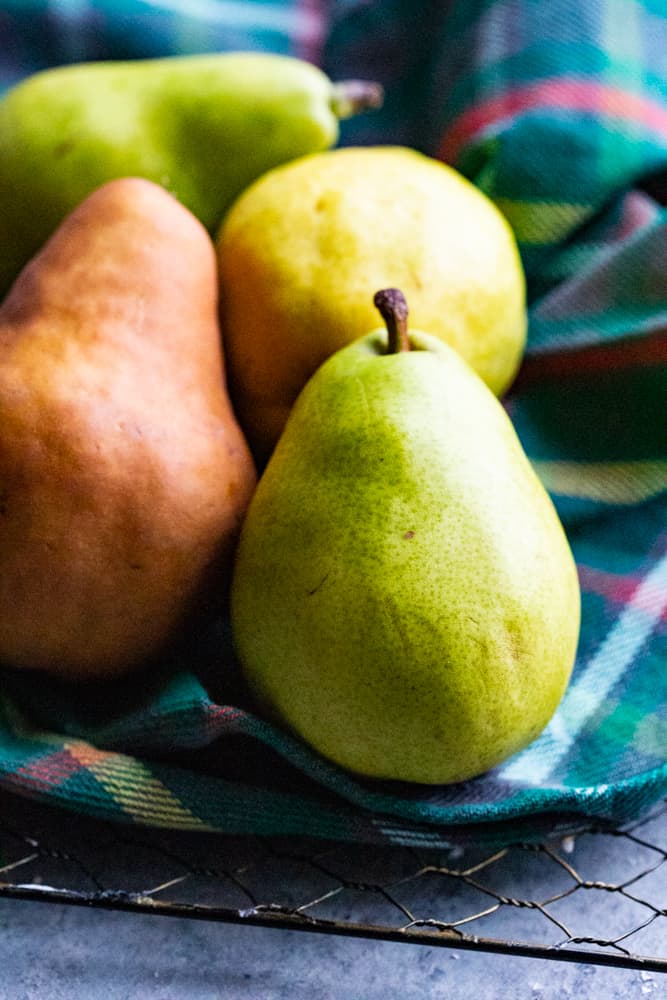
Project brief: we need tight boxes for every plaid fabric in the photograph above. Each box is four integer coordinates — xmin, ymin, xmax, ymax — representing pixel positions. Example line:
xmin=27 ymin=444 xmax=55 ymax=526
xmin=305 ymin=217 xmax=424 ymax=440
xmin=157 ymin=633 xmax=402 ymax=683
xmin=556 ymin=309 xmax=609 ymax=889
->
xmin=0 ymin=0 xmax=665 ymax=846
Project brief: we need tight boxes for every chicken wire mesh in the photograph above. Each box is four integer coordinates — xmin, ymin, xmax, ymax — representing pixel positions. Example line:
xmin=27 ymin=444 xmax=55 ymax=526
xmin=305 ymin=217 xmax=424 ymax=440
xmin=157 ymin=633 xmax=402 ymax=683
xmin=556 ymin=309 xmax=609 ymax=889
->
xmin=0 ymin=790 xmax=665 ymax=975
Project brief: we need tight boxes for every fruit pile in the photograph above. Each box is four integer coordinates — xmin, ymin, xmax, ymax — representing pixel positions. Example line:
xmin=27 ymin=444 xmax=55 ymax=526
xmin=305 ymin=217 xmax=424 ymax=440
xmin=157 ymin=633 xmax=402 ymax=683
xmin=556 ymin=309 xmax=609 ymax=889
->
xmin=0 ymin=52 xmax=580 ymax=785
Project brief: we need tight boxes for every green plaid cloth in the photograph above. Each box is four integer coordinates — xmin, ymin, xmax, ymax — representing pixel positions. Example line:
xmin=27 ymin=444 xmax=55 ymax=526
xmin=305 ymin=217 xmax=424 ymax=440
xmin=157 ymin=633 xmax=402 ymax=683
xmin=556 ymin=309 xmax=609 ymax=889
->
xmin=0 ymin=0 xmax=665 ymax=848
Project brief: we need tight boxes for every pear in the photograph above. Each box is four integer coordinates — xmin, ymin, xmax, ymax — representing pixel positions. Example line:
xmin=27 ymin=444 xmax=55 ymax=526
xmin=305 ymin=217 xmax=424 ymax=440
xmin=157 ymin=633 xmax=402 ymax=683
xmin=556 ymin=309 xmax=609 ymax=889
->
xmin=0 ymin=52 xmax=382 ymax=296
xmin=0 ymin=177 xmax=257 ymax=680
xmin=217 ymin=146 xmax=527 ymax=466
xmin=231 ymin=290 xmax=580 ymax=785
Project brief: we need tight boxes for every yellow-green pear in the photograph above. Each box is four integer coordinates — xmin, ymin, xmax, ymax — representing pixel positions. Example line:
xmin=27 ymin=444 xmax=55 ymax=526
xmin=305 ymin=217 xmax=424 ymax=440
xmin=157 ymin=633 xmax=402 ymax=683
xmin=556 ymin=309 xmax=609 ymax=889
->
xmin=0 ymin=52 xmax=383 ymax=297
xmin=230 ymin=290 xmax=580 ymax=784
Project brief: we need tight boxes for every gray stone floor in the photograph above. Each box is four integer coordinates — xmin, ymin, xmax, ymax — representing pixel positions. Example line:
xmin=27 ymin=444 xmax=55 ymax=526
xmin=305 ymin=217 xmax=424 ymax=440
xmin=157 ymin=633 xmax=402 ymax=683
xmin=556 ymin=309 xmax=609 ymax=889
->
xmin=0 ymin=789 xmax=665 ymax=999
xmin=1 ymin=898 xmax=665 ymax=999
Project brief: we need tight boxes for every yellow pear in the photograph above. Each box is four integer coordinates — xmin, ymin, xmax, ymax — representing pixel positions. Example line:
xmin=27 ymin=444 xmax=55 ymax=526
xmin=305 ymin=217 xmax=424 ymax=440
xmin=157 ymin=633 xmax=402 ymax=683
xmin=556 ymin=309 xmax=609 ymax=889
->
xmin=0 ymin=178 xmax=257 ymax=680
xmin=217 ymin=146 xmax=527 ymax=464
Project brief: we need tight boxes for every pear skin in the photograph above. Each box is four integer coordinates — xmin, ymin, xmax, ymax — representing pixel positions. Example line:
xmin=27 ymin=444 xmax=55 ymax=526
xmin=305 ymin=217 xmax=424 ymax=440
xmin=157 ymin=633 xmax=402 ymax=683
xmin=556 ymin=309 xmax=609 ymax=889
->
xmin=0 ymin=178 xmax=257 ymax=679
xmin=231 ymin=290 xmax=580 ymax=785
xmin=0 ymin=53 xmax=383 ymax=297
xmin=217 ymin=146 xmax=527 ymax=466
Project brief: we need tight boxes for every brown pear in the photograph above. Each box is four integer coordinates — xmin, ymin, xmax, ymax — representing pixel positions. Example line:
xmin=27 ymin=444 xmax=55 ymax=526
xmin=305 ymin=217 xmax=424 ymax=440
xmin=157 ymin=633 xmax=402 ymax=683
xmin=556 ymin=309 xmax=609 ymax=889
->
xmin=0 ymin=177 xmax=257 ymax=680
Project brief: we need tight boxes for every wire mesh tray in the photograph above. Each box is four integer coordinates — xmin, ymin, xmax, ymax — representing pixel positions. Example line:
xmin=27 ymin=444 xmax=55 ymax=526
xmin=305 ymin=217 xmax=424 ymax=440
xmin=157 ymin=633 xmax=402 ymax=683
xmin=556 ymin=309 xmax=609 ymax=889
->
xmin=1 ymin=789 xmax=665 ymax=974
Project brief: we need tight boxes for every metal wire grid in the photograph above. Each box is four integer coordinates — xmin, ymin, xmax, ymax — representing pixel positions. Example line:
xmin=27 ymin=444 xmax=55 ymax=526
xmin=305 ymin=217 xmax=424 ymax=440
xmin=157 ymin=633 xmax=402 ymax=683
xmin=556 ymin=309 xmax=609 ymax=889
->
xmin=0 ymin=791 xmax=665 ymax=975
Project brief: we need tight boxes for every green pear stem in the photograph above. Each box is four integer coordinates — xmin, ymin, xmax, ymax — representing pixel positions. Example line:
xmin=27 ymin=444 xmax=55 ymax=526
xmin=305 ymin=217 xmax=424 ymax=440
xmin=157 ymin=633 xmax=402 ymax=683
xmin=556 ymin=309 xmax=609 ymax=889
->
xmin=374 ymin=288 xmax=411 ymax=354
xmin=330 ymin=80 xmax=385 ymax=119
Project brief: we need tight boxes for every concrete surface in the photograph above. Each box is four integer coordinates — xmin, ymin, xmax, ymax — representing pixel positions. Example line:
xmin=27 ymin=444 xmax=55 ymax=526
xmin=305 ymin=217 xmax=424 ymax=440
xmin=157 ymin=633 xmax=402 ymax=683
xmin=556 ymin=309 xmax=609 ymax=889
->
xmin=0 ymin=789 xmax=665 ymax=999
xmin=1 ymin=896 xmax=664 ymax=999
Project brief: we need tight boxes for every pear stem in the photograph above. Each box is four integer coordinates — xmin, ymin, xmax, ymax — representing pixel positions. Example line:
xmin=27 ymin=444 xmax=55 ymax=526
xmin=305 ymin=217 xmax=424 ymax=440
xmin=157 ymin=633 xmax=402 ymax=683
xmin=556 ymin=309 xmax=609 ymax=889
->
xmin=330 ymin=80 xmax=385 ymax=119
xmin=374 ymin=288 xmax=411 ymax=354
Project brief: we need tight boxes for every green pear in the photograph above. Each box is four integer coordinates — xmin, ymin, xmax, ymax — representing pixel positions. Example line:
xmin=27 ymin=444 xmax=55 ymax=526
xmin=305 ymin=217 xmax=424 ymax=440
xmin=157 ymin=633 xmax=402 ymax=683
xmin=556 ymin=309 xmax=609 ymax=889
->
xmin=231 ymin=290 xmax=580 ymax=784
xmin=0 ymin=52 xmax=382 ymax=297
xmin=0 ymin=177 xmax=257 ymax=680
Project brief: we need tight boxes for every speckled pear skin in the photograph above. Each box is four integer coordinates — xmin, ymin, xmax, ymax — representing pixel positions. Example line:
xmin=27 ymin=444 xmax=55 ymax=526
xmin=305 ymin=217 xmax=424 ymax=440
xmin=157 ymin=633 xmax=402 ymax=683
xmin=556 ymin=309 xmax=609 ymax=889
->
xmin=0 ymin=177 xmax=257 ymax=680
xmin=216 ymin=146 xmax=527 ymax=466
xmin=0 ymin=52 xmax=365 ymax=297
xmin=231 ymin=327 xmax=581 ymax=785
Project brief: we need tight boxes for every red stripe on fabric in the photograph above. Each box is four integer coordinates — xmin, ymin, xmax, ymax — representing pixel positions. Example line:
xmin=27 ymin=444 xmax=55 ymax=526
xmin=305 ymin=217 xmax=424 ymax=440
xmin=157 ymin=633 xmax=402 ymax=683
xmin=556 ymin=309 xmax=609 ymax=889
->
xmin=579 ymin=564 xmax=667 ymax=620
xmin=613 ymin=190 xmax=660 ymax=243
xmin=207 ymin=704 xmax=246 ymax=726
xmin=15 ymin=748 xmax=84 ymax=792
xmin=579 ymin=565 xmax=644 ymax=604
xmin=291 ymin=0 xmax=329 ymax=64
xmin=510 ymin=329 xmax=667 ymax=390
xmin=439 ymin=79 xmax=667 ymax=162
xmin=579 ymin=534 xmax=667 ymax=618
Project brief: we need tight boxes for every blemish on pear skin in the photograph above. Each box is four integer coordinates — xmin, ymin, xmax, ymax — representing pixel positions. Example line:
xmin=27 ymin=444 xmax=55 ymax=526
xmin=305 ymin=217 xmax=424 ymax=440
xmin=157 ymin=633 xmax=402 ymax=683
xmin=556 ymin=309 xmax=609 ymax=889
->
xmin=504 ymin=619 xmax=526 ymax=662
xmin=307 ymin=572 xmax=329 ymax=596
xmin=53 ymin=138 xmax=77 ymax=159
xmin=403 ymin=530 xmax=415 ymax=539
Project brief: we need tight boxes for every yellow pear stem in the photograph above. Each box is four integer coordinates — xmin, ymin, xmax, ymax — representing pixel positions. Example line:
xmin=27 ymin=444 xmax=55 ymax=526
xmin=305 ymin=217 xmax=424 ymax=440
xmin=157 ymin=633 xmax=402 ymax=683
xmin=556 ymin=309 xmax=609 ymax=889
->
xmin=374 ymin=288 xmax=411 ymax=354
xmin=330 ymin=81 xmax=385 ymax=119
